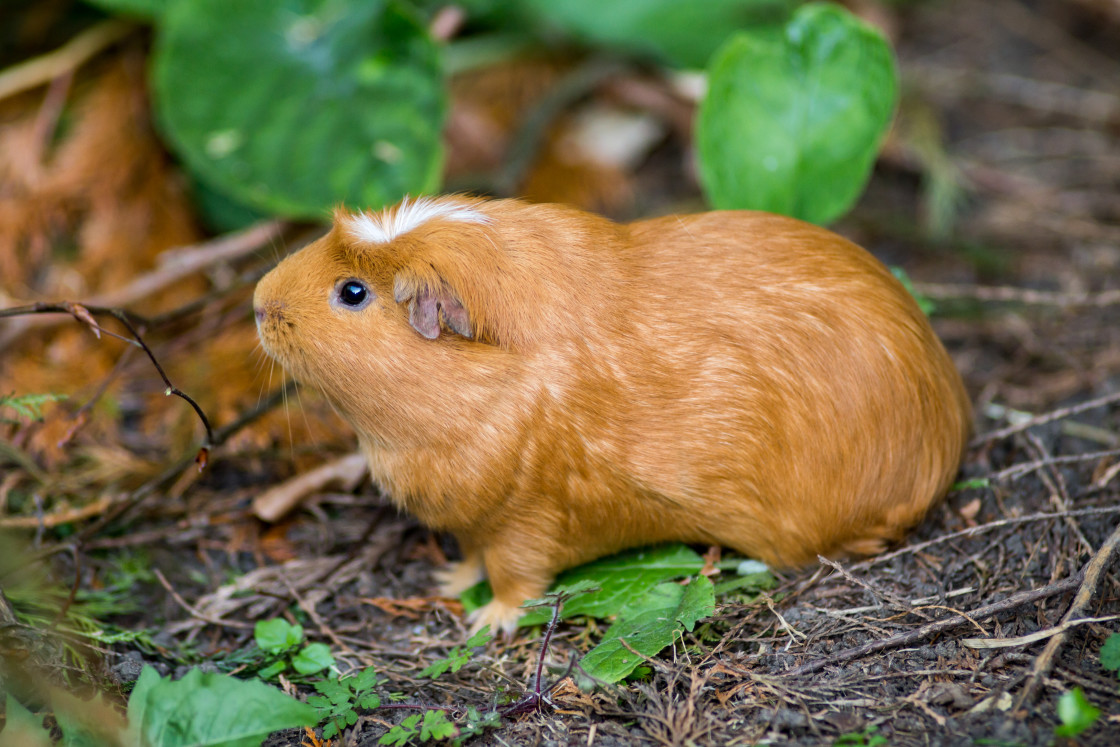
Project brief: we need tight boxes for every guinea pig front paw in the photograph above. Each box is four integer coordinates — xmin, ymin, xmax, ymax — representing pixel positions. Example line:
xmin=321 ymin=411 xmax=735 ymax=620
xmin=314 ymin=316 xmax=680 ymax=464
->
xmin=467 ymin=599 xmax=524 ymax=637
xmin=434 ymin=557 xmax=486 ymax=597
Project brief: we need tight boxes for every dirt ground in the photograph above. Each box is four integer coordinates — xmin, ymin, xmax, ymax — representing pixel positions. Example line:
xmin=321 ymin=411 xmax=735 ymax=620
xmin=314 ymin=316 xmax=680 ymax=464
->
xmin=3 ymin=0 xmax=1120 ymax=745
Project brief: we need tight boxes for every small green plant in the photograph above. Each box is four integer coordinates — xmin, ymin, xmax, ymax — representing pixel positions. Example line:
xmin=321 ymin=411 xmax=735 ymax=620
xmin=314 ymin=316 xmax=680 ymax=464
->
xmin=254 ymin=617 xmax=336 ymax=678
xmin=891 ymin=267 xmax=936 ymax=316
xmin=834 ymin=724 xmax=889 ymax=746
xmin=417 ymin=625 xmax=493 ymax=678
xmin=1054 ymin=688 xmax=1099 ymax=738
xmin=4 ymin=665 xmax=317 ymax=747
xmin=308 ymin=668 xmax=383 ymax=740
xmin=379 ymin=709 xmax=458 ymax=746
xmin=0 ymin=392 xmax=67 ymax=423
xmin=1100 ymin=632 xmax=1120 ymax=678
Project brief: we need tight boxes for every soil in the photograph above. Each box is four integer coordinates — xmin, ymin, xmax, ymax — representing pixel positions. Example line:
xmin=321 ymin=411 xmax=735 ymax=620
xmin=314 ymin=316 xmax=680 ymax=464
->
xmin=3 ymin=1 xmax=1120 ymax=746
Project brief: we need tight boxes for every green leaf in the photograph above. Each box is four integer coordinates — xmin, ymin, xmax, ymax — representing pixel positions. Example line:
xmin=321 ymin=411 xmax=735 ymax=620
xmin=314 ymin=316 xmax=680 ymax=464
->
xmin=891 ymin=267 xmax=936 ymax=316
xmin=125 ymin=665 xmax=318 ymax=747
xmin=1055 ymin=688 xmax=1100 ymax=737
xmin=697 ymin=2 xmax=898 ymax=224
xmin=0 ymin=393 xmax=67 ymax=421
xmin=712 ymin=570 xmax=775 ymax=596
xmin=254 ymin=618 xmax=303 ymax=654
xmin=517 ymin=545 xmax=705 ymax=626
xmin=579 ymin=575 xmax=715 ymax=683
xmin=464 ymin=625 xmax=493 ymax=649
xmin=521 ymin=0 xmax=793 ymax=68
xmin=153 ymin=0 xmax=446 ymax=219
xmin=292 ymin=642 xmax=336 ymax=674
xmin=379 ymin=714 xmax=421 ymax=746
xmin=2 ymin=696 xmax=52 ymax=747
xmin=1101 ymin=633 xmax=1120 ymax=675
xmin=420 ymin=709 xmax=458 ymax=741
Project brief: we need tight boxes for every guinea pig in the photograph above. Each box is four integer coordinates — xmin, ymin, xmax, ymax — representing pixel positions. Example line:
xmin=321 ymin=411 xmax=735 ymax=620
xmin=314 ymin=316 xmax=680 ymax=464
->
xmin=253 ymin=195 xmax=972 ymax=633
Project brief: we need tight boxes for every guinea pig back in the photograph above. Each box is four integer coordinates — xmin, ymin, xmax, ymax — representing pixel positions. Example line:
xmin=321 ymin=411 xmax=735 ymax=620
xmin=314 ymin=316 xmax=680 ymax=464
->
xmin=253 ymin=195 xmax=972 ymax=632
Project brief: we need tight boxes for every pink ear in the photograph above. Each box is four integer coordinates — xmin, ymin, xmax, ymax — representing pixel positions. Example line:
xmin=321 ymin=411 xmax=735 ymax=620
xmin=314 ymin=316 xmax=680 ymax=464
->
xmin=407 ymin=286 xmax=473 ymax=340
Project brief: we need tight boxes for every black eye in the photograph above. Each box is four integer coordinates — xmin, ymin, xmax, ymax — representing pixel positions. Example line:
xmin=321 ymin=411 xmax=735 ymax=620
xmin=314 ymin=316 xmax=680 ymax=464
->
xmin=336 ymin=280 xmax=371 ymax=310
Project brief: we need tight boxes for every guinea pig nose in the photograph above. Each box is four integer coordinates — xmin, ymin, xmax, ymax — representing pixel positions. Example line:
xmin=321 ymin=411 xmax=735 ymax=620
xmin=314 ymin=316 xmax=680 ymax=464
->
xmin=254 ymin=306 xmax=266 ymax=323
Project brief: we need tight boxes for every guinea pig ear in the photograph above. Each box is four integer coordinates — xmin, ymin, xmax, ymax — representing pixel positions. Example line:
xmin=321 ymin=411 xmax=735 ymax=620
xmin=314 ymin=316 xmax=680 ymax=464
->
xmin=393 ymin=274 xmax=473 ymax=340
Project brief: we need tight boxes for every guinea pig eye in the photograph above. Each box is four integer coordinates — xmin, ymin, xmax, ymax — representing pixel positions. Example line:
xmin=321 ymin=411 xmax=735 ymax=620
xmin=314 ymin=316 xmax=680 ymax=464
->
xmin=334 ymin=279 xmax=372 ymax=311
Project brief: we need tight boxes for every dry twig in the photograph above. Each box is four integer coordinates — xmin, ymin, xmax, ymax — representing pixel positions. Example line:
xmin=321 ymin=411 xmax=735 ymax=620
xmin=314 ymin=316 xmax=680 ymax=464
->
xmin=1013 ymin=520 xmax=1120 ymax=709
xmin=785 ymin=573 xmax=1084 ymax=677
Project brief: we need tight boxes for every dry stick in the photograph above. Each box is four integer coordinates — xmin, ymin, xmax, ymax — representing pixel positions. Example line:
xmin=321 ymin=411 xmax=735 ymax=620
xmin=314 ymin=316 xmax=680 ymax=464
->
xmin=971 ymin=390 xmax=1120 ymax=447
xmin=851 ymin=505 xmax=1120 ymax=570
xmin=1014 ymin=520 xmax=1120 ymax=710
xmin=913 ymin=282 xmax=1120 ymax=309
xmin=493 ymin=58 xmax=628 ymax=196
xmin=1022 ymin=431 xmax=1093 ymax=556
xmin=0 ymin=20 xmax=134 ymax=102
xmin=0 ymin=220 xmax=286 ymax=349
xmin=0 ymin=302 xmax=214 ymax=448
xmin=153 ymin=568 xmax=254 ymax=631
xmin=992 ymin=447 xmax=1120 ymax=482
xmin=784 ymin=573 xmax=1084 ymax=677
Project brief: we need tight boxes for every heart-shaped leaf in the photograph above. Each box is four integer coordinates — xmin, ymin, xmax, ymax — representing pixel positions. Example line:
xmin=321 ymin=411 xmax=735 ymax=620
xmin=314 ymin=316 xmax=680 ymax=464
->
xmin=697 ymin=2 xmax=898 ymax=224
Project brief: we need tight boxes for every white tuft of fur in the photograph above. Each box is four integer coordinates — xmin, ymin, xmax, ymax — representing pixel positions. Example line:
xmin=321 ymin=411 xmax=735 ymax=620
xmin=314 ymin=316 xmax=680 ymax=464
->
xmin=342 ymin=196 xmax=489 ymax=244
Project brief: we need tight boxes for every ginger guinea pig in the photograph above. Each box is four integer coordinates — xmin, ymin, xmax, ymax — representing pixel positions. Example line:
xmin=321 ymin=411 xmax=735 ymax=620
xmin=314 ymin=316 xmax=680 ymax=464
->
xmin=253 ymin=195 xmax=971 ymax=633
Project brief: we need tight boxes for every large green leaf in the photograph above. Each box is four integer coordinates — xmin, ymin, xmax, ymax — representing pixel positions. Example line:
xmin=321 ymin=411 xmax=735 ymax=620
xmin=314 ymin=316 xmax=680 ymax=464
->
xmin=153 ymin=0 xmax=445 ymax=219
xmin=697 ymin=2 xmax=898 ymax=224
xmin=125 ymin=665 xmax=317 ymax=747
xmin=579 ymin=575 xmax=715 ymax=684
xmin=522 ymin=0 xmax=792 ymax=69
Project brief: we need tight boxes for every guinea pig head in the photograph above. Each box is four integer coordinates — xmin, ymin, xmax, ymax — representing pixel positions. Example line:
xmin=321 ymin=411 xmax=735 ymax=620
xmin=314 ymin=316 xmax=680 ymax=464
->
xmin=252 ymin=196 xmax=507 ymax=444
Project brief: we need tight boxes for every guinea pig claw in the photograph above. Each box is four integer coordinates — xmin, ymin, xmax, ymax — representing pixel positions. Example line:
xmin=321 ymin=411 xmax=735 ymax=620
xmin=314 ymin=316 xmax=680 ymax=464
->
xmin=467 ymin=599 xmax=523 ymax=639
xmin=434 ymin=559 xmax=485 ymax=598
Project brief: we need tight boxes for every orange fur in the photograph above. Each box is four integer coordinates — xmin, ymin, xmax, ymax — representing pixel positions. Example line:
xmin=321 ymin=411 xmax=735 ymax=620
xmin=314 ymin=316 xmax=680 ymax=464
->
xmin=253 ymin=196 xmax=972 ymax=633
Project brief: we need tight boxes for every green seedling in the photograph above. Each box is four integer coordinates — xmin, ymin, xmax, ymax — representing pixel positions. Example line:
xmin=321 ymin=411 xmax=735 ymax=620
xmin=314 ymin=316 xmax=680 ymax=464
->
xmin=308 ymin=668 xmax=382 ymax=740
xmin=254 ymin=617 xmax=336 ymax=678
xmin=1054 ymin=688 xmax=1099 ymax=738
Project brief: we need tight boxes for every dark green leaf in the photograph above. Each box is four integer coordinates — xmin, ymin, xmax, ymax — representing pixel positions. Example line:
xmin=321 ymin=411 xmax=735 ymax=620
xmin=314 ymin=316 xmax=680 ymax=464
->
xmin=292 ymin=642 xmax=336 ymax=674
xmin=697 ymin=3 xmax=898 ymax=224
xmin=712 ymin=570 xmax=775 ymax=596
xmin=1100 ymin=633 xmax=1120 ymax=674
xmin=153 ymin=0 xmax=445 ymax=219
xmin=124 ymin=665 xmax=317 ymax=747
xmin=517 ymin=545 xmax=705 ymax=626
xmin=579 ymin=576 xmax=715 ymax=683
xmin=522 ymin=0 xmax=793 ymax=68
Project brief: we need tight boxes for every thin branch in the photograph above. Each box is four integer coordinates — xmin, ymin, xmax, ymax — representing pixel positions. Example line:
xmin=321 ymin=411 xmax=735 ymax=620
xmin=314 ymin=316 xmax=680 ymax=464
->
xmin=971 ymin=390 xmax=1120 ymax=446
xmin=0 ymin=302 xmax=215 ymax=448
xmin=913 ymin=281 xmax=1120 ymax=308
xmin=0 ymin=20 xmax=134 ymax=102
xmin=784 ymin=573 xmax=1084 ymax=677
xmin=851 ymin=505 xmax=1120 ymax=569
xmin=1014 ymin=520 xmax=1120 ymax=709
